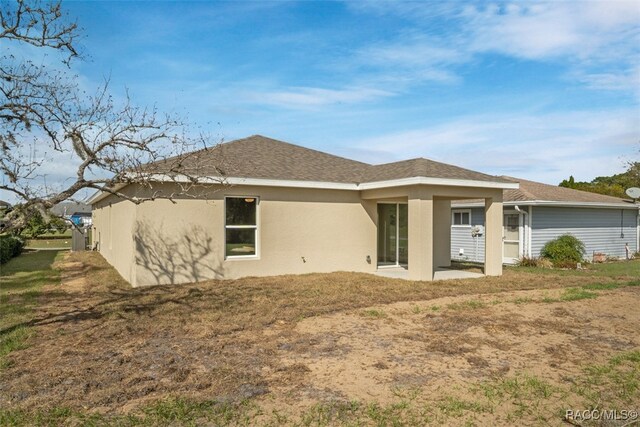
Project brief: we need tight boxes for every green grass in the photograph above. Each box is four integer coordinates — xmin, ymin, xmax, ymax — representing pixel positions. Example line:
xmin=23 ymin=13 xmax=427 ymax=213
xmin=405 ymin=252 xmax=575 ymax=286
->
xmin=22 ymin=229 xmax=72 ymax=239
xmin=0 ymin=398 xmax=260 ymax=427
xmin=573 ymin=350 xmax=640 ymax=408
xmin=581 ymin=282 xmax=621 ymax=290
xmin=436 ymin=396 xmax=489 ymax=417
xmin=447 ymin=299 xmax=486 ymax=310
xmin=0 ymin=250 xmax=65 ymax=369
xmin=1 ymin=353 xmax=637 ymax=426
xmin=540 ymin=287 xmax=599 ymax=303
xmin=23 ymin=229 xmax=91 ymax=249
xmin=559 ymin=287 xmax=598 ymax=301
xmin=473 ymin=374 xmax=562 ymax=423
xmin=360 ymin=308 xmax=387 ymax=319
xmin=24 ymin=238 xmax=71 ymax=249
xmin=510 ymin=259 xmax=640 ymax=278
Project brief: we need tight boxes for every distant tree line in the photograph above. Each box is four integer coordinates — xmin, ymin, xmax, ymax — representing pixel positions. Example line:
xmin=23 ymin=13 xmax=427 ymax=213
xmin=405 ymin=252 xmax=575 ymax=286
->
xmin=559 ymin=162 xmax=640 ymax=198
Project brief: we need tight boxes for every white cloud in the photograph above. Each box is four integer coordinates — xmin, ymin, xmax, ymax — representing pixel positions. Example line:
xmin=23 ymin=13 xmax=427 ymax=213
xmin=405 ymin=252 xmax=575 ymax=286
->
xmin=244 ymin=86 xmax=395 ymax=108
xmin=466 ymin=1 xmax=640 ymax=61
xmin=354 ymin=33 xmax=468 ymax=84
xmin=574 ymin=66 xmax=640 ymax=92
xmin=348 ymin=1 xmax=640 ymax=92
xmin=348 ymin=109 xmax=640 ymax=184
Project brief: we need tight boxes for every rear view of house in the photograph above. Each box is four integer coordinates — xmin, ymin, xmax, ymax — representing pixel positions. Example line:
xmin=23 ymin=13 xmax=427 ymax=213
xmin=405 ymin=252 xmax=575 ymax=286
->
xmin=89 ymin=135 xmax=518 ymax=286
xmin=451 ymin=177 xmax=640 ymax=263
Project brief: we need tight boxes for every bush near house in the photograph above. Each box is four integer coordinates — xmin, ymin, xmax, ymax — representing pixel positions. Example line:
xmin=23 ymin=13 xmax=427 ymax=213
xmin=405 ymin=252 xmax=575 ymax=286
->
xmin=0 ymin=236 xmax=24 ymax=264
xmin=517 ymin=257 xmax=554 ymax=269
xmin=541 ymin=234 xmax=586 ymax=266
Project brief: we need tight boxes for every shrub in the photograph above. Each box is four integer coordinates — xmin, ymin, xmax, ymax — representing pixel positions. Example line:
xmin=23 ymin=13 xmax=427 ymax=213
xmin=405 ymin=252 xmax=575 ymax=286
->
xmin=518 ymin=257 xmax=539 ymax=267
xmin=517 ymin=257 xmax=553 ymax=269
xmin=541 ymin=234 xmax=585 ymax=264
xmin=0 ymin=236 xmax=24 ymax=264
xmin=553 ymin=260 xmax=578 ymax=269
xmin=537 ymin=258 xmax=554 ymax=269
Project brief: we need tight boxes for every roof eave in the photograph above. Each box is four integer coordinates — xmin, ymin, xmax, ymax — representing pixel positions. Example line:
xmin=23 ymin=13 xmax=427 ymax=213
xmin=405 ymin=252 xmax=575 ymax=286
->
xmin=86 ymin=174 xmax=519 ymax=205
xmin=452 ymin=200 xmax=639 ymax=209
xmin=85 ymin=183 xmax=128 ymax=205
xmin=359 ymin=176 xmax=518 ymax=190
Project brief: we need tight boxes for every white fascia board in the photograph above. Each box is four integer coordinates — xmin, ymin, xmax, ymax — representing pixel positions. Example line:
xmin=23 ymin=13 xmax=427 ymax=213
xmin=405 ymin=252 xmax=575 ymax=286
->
xmin=157 ymin=173 xmax=518 ymax=190
xmin=130 ymin=174 xmax=358 ymax=190
xmin=85 ymin=190 xmax=103 ymax=204
xmin=358 ymin=176 xmax=519 ymax=190
xmin=452 ymin=200 xmax=639 ymax=209
xmin=224 ymin=177 xmax=357 ymax=190
xmin=85 ymin=174 xmax=519 ymax=204
xmin=85 ymin=183 xmax=128 ymax=205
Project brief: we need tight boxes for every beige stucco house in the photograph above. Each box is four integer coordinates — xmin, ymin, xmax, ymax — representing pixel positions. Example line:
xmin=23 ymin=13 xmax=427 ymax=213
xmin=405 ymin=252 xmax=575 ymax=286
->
xmin=89 ymin=136 xmax=518 ymax=287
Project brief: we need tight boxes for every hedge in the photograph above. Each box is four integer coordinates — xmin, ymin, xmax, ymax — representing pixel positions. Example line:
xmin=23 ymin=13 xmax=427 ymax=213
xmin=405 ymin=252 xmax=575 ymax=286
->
xmin=0 ymin=236 xmax=25 ymax=264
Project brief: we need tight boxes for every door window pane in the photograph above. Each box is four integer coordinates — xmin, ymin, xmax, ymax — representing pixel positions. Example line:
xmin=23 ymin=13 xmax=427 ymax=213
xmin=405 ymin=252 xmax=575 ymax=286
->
xmin=377 ymin=204 xmax=397 ymax=264
xmin=398 ymin=204 xmax=408 ymax=264
xmin=504 ymin=214 xmax=519 ymax=240
xmin=504 ymin=241 xmax=519 ymax=258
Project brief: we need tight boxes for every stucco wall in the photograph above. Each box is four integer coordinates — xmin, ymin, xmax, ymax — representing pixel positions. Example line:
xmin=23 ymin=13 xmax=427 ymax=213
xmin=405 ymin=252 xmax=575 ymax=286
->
xmin=94 ymin=183 xmax=377 ymax=286
xmin=92 ymin=192 xmax=138 ymax=284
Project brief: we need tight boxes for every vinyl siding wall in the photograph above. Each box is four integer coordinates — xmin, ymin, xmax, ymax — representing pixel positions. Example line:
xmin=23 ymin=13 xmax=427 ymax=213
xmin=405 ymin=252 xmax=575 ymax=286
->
xmin=451 ymin=208 xmax=486 ymax=262
xmin=530 ymin=207 xmax=638 ymax=259
xmin=450 ymin=206 xmax=639 ymax=263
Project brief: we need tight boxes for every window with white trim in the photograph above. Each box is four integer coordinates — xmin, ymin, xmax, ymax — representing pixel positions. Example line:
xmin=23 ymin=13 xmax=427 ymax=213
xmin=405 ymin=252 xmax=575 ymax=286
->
xmin=225 ymin=197 xmax=258 ymax=258
xmin=452 ymin=209 xmax=471 ymax=226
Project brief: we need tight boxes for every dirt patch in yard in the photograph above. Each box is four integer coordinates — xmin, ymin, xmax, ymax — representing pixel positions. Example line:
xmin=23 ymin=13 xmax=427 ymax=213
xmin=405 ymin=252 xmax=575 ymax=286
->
xmin=269 ymin=288 xmax=640 ymax=402
xmin=0 ymin=252 xmax=638 ymax=425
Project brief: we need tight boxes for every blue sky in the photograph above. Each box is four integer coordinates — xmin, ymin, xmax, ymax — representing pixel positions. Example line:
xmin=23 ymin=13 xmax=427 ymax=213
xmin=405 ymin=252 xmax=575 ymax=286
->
xmin=9 ymin=1 xmax=640 ymax=197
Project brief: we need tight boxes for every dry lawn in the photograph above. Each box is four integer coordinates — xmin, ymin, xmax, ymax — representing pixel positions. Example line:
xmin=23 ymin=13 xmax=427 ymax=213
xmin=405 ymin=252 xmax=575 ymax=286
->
xmin=0 ymin=252 xmax=639 ymax=426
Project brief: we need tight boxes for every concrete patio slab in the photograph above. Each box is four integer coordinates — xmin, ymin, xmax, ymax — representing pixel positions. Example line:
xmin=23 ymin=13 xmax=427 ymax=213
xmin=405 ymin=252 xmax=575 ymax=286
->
xmin=374 ymin=267 xmax=484 ymax=281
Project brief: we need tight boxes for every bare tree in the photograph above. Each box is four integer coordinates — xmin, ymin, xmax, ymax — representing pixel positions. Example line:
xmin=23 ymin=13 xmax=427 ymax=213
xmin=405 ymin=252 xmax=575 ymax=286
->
xmin=1 ymin=0 xmax=220 ymax=232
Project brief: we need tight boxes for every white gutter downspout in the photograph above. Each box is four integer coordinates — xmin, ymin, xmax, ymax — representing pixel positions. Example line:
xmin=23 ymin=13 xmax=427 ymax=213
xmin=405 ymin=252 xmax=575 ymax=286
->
xmin=529 ymin=206 xmax=533 ymax=257
xmin=637 ymin=206 xmax=640 ymax=253
xmin=514 ymin=205 xmax=528 ymax=257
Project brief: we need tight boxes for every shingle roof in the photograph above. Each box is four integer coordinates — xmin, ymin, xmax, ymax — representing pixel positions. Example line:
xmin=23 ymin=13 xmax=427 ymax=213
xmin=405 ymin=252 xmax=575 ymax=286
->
xmin=500 ymin=176 xmax=633 ymax=204
xmin=455 ymin=176 xmax=634 ymax=205
xmin=51 ymin=201 xmax=91 ymax=216
xmin=364 ymin=158 xmax=506 ymax=183
xmin=145 ymin=135 xmax=511 ymax=184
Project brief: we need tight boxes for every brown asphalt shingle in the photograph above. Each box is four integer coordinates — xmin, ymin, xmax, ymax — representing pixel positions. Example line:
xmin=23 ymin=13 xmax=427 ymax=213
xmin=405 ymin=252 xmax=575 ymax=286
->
xmin=364 ymin=158 xmax=506 ymax=183
xmin=500 ymin=176 xmax=634 ymax=204
xmin=144 ymin=135 xmax=511 ymax=184
xmin=455 ymin=176 xmax=634 ymax=205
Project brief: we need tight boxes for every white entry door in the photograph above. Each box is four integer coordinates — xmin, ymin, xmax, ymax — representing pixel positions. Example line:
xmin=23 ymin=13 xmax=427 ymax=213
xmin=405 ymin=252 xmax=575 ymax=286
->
xmin=503 ymin=213 xmax=521 ymax=263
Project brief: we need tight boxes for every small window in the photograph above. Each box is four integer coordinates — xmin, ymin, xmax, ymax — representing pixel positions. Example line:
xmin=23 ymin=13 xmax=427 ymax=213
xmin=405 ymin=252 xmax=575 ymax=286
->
xmin=225 ymin=197 xmax=258 ymax=258
xmin=452 ymin=210 xmax=471 ymax=226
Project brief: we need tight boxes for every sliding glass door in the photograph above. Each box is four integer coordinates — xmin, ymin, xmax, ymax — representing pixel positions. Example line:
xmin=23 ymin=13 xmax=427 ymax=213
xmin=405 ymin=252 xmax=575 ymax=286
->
xmin=377 ymin=203 xmax=408 ymax=267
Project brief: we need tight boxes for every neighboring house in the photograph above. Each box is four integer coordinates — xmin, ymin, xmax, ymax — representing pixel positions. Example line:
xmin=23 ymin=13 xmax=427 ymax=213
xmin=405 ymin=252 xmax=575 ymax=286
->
xmin=51 ymin=201 xmax=91 ymax=220
xmin=88 ymin=135 xmax=518 ymax=287
xmin=70 ymin=212 xmax=92 ymax=227
xmin=451 ymin=177 xmax=640 ymax=263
